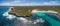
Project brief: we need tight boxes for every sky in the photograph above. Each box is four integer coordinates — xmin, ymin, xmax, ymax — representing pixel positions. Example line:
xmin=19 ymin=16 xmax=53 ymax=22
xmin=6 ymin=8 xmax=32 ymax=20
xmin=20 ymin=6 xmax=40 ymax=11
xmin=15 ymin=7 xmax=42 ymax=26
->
xmin=0 ymin=0 xmax=60 ymax=6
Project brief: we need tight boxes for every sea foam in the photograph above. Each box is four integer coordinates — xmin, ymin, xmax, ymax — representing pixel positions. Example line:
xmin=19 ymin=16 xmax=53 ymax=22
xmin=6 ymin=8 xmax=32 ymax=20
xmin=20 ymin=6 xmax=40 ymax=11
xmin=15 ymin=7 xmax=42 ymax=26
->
xmin=2 ymin=7 xmax=28 ymax=22
xmin=3 ymin=7 xmax=16 ymax=20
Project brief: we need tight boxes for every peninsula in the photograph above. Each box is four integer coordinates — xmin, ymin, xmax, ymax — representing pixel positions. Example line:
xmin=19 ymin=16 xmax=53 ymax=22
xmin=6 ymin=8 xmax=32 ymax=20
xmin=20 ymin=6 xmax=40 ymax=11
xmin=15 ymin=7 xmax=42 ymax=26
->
xmin=9 ymin=6 xmax=60 ymax=17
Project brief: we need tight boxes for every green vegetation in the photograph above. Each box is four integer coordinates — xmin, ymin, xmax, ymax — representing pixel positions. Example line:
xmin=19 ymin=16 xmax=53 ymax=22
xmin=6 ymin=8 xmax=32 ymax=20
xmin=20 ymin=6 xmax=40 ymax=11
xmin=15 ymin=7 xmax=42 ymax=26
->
xmin=10 ymin=6 xmax=60 ymax=16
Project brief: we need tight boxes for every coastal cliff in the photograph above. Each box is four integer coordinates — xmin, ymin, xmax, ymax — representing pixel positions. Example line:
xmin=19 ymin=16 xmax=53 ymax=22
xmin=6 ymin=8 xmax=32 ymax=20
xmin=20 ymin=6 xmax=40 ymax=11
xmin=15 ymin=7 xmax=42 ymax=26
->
xmin=9 ymin=6 xmax=60 ymax=16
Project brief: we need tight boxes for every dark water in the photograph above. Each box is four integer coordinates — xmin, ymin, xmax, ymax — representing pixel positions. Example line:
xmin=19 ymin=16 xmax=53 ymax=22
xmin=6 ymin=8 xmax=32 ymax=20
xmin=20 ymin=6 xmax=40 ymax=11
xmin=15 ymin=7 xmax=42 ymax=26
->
xmin=0 ymin=6 xmax=12 ymax=26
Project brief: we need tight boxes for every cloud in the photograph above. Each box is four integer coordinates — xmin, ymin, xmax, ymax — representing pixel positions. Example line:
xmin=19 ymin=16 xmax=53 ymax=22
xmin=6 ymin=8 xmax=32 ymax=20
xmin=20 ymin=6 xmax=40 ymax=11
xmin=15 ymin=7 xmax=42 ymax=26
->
xmin=0 ymin=1 xmax=60 ymax=6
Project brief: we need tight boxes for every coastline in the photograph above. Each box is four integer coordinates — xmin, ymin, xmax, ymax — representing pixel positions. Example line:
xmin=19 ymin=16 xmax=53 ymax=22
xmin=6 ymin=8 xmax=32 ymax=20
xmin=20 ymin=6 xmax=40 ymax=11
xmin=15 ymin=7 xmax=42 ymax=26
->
xmin=9 ymin=7 xmax=33 ymax=17
xmin=9 ymin=6 xmax=60 ymax=17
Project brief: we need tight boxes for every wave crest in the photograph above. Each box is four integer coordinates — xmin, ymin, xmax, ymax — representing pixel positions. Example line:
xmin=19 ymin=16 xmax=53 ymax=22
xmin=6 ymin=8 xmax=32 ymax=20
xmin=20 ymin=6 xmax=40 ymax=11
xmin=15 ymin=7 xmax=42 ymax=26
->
xmin=3 ymin=7 xmax=16 ymax=20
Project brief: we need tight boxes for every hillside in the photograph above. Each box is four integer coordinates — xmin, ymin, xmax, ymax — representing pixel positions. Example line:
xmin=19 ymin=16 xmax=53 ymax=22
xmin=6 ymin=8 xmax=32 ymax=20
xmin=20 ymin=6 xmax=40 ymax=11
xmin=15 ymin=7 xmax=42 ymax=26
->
xmin=9 ymin=6 xmax=60 ymax=16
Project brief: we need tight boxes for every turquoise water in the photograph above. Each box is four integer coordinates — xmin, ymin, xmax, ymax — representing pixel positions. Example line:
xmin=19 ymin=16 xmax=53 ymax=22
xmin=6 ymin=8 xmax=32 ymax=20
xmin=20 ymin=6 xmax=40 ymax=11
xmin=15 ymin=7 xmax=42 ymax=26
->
xmin=0 ymin=6 xmax=60 ymax=26
xmin=34 ymin=12 xmax=60 ymax=26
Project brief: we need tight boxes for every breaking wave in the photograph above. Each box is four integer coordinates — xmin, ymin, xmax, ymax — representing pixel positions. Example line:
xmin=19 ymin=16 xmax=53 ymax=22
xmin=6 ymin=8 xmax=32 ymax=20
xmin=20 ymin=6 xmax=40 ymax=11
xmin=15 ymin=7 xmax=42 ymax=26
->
xmin=3 ymin=7 xmax=16 ymax=20
xmin=2 ymin=7 xmax=60 ymax=26
xmin=2 ymin=7 xmax=29 ymax=23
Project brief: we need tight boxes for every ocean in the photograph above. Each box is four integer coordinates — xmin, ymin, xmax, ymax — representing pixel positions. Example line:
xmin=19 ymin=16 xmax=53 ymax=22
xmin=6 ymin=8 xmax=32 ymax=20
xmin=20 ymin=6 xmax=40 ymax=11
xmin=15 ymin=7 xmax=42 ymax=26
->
xmin=0 ymin=6 xmax=12 ymax=26
xmin=0 ymin=6 xmax=60 ymax=26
